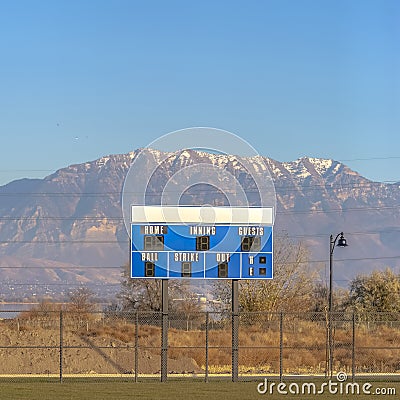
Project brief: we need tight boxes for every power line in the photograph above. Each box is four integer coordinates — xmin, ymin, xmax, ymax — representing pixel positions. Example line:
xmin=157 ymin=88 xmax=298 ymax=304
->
xmin=0 ymin=182 xmax=399 ymax=195
xmin=276 ymin=205 xmax=400 ymax=215
xmin=0 ymin=179 xmax=399 ymax=196
xmin=278 ymin=229 xmax=400 ymax=239
xmin=0 ymin=169 xmax=55 ymax=172
xmin=0 ymin=228 xmax=399 ymax=244
xmin=0 ymin=266 xmax=121 ymax=269
xmin=0 ymin=154 xmax=400 ymax=174
xmin=0 ymin=240 xmax=123 ymax=244
xmin=0 ymin=255 xmax=399 ymax=270
xmin=0 ymin=282 xmax=121 ymax=286
xmin=339 ymin=156 xmax=400 ymax=162
xmin=304 ymin=255 xmax=400 ymax=264
xmin=0 ymin=202 xmax=399 ymax=221
xmin=0 ymin=217 xmax=122 ymax=221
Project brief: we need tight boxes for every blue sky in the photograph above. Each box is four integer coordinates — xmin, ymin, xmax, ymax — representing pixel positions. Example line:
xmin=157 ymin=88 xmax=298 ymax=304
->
xmin=0 ymin=0 xmax=399 ymax=185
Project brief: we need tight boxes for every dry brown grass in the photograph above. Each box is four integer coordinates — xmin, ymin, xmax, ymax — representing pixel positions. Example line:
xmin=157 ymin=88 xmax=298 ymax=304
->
xmin=74 ymin=321 xmax=400 ymax=373
xmin=73 ymin=317 xmax=400 ymax=373
xmin=6 ymin=312 xmax=400 ymax=374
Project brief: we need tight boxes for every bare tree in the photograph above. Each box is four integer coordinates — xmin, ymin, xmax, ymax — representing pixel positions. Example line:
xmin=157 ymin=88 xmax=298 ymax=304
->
xmin=67 ymin=286 xmax=96 ymax=314
xmin=118 ymin=263 xmax=198 ymax=312
xmin=347 ymin=268 xmax=400 ymax=316
xmin=212 ymin=232 xmax=318 ymax=313
xmin=173 ymin=295 xmax=204 ymax=331
xmin=311 ymin=282 xmax=348 ymax=314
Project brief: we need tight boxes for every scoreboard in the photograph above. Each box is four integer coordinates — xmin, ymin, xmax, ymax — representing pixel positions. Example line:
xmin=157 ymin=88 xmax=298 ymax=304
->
xmin=130 ymin=206 xmax=273 ymax=280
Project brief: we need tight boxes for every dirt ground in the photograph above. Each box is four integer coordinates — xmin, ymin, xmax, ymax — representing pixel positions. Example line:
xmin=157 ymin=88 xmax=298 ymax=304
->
xmin=0 ymin=319 xmax=202 ymax=375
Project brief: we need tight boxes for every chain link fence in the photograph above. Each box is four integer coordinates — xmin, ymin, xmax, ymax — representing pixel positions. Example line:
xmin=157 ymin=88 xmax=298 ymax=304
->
xmin=0 ymin=309 xmax=400 ymax=381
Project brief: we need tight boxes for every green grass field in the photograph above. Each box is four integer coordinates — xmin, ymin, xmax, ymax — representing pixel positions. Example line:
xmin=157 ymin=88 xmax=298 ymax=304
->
xmin=0 ymin=379 xmax=399 ymax=400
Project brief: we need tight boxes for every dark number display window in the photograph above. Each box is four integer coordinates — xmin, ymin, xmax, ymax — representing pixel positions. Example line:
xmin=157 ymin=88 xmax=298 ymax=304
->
xmin=144 ymin=262 xmax=155 ymax=277
xmin=196 ymin=236 xmax=210 ymax=251
xmin=241 ymin=236 xmax=261 ymax=252
xmin=218 ymin=262 xmax=228 ymax=278
xmin=144 ymin=235 xmax=164 ymax=251
xmin=259 ymin=267 xmax=267 ymax=276
xmin=181 ymin=262 xmax=192 ymax=277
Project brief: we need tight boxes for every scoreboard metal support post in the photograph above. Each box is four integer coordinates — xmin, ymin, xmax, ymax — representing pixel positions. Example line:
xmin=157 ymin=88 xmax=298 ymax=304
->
xmin=161 ymin=279 xmax=168 ymax=382
xmin=130 ymin=205 xmax=274 ymax=382
xmin=232 ymin=279 xmax=239 ymax=382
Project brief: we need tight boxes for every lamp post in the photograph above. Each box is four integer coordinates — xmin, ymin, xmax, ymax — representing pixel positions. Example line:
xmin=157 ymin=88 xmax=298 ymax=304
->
xmin=328 ymin=232 xmax=348 ymax=377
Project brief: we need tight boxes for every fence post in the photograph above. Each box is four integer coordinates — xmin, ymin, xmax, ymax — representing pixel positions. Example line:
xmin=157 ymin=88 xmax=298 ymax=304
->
xmin=279 ymin=312 xmax=283 ymax=382
xmin=59 ymin=310 xmax=63 ymax=383
xmin=352 ymin=312 xmax=355 ymax=381
xmin=325 ymin=309 xmax=329 ymax=378
xmin=135 ymin=312 xmax=139 ymax=383
xmin=205 ymin=311 xmax=209 ymax=383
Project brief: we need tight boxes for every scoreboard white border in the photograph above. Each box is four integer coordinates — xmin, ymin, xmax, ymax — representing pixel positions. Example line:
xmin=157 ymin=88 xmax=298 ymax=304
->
xmin=130 ymin=205 xmax=274 ymax=280
xmin=131 ymin=205 xmax=274 ymax=225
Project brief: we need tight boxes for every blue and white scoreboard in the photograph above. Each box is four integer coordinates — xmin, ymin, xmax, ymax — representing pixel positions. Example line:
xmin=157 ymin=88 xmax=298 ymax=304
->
xmin=130 ymin=206 xmax=273 ymax=279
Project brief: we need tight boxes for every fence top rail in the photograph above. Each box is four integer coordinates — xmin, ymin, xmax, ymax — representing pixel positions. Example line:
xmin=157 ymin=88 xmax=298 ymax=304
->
xmin=2 ymin=309 xmax=400 ymax=319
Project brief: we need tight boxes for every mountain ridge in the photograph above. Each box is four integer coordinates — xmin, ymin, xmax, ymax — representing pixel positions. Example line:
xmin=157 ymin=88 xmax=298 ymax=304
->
xmin=0 ymin=149 xmax=399 ymax=292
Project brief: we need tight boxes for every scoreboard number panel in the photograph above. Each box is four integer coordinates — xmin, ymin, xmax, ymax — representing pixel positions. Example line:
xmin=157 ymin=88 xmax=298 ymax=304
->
xmin=144 ymin=235 xmax=164 ymax=251
xmin=130 ymin=206 xmax=273 ymax=279
xmin=241 ymin=236 xmax=261 ymax=252
xmin=196 ymin=236 xmax=210 ymax=251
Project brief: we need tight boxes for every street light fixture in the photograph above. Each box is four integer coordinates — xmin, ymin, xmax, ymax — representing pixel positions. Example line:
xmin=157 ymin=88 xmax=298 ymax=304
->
xmin=328 ymin=232 xmax=348 ymax=377
xmin=329 ymin=232 xmax=348 ymax=313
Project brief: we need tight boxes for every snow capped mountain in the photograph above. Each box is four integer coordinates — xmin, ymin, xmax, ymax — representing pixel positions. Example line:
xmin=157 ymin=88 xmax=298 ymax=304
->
xmin=0 ymin=148 xmax=399 ymax=287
